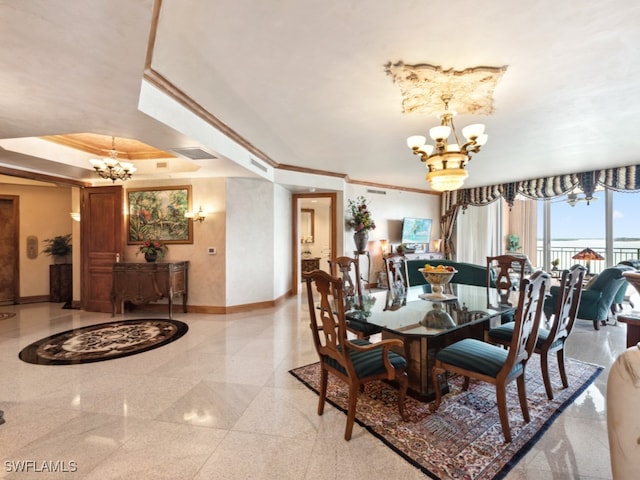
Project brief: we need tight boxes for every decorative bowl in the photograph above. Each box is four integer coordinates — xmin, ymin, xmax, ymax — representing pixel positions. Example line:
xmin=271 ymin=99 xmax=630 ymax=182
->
xmin=418 ymin=268 xmax=457 ymax=298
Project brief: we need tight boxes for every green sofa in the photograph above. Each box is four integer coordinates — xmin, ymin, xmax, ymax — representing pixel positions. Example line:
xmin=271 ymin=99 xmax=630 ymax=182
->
xmin=405 ymin=258 xmax=494 ymax=289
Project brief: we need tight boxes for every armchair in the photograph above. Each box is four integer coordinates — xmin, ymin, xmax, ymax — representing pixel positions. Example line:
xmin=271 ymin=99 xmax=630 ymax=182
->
xmin=303 ymin=270 xmax=408 ymax=440
xmin=543 ymin=265 xmax=634 ymax=330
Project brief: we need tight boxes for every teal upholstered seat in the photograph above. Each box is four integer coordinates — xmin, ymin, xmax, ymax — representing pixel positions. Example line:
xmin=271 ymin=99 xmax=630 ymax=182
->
xmin=406 ymin=259 xmax=493 ymax=288
xmin=431 ymin=270 xmax=550 ymax=443
xmin=489 ymin=265 xmax=585 ymax=400
xmin=304 ymin=269 xmax=408 ymax=441
xmin=326 ymin=338 xmax=407 ymax=378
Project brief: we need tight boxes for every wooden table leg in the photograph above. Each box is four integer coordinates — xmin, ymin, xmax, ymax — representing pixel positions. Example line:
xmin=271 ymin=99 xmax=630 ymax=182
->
xmin=618 ymin=314 xmax=640 ymax=348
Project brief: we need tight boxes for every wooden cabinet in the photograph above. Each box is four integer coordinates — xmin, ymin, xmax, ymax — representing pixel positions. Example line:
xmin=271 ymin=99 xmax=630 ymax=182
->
xmin=50 ymin=264 xmax=72 ymax=303
xmin=111 ymin=261 xmax=189 ymax=319
xmin=301 ymin=257 xmax=321 ymax=273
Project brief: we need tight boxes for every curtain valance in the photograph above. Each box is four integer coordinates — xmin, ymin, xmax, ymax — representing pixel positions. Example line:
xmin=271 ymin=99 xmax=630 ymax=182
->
xmin=445 ymin=164 xmax=640 ymax=210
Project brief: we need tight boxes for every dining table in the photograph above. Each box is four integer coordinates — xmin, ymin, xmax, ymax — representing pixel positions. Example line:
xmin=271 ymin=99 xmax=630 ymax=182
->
xmin=345 ymin=284 xmax=518 ymax=401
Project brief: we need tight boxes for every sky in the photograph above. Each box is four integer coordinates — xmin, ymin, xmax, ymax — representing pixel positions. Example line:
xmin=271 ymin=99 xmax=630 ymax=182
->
xmin=537 ymin=190 xmax=639 ymax=239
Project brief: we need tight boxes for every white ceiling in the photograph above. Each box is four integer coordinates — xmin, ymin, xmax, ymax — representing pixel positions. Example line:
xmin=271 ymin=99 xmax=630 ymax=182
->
xmin=1 ymin=0 xmax=639 ymax=191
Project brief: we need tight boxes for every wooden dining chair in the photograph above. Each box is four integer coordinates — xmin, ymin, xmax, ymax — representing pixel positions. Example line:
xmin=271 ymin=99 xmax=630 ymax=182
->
xmin=303 ymin=269 xmax=408 ymax=440
xmin=384 ymin=254 xmax=410 ymax=310
xmin=431 ymin=270 xmax=550 ymax=443
xmin=328 ymin=256 xmax=381 ymax=339
xmin=489 ymin=264 xmax=586 ymax=399
xmin=487 ymin=254 xmax=528 ymax=304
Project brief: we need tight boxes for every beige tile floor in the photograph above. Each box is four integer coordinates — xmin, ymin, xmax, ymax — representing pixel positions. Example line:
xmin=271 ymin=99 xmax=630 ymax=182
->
xmin=0 ymin=295 xmax=632 ymax=479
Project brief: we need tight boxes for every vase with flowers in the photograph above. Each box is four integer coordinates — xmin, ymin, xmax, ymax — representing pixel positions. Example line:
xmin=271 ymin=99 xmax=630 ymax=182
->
xmin=137 ymin=239 xmax=167 ymax=263
xmin=347 ymin=196 xmax=376 ymax=253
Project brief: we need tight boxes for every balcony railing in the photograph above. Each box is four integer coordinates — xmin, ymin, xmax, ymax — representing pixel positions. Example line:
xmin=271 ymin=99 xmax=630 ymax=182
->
xmin=536 ymin=246 xmax=640 ymax=275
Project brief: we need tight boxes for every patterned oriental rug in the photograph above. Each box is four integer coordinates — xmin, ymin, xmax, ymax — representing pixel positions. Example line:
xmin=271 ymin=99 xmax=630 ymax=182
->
xmin=290 ymin=356 xmax=602 ymax=480
xmin=19 ymin=319 xmax=188 ymax=365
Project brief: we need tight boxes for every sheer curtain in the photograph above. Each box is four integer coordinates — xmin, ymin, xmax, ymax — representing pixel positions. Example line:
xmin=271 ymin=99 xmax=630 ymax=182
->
xmin=456 ymin=201 xmax=501 ymax=265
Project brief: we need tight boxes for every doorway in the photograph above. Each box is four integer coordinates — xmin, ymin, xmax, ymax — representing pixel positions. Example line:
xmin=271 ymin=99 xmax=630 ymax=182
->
xmin=291 ymin=192 xmax=337 ymax=294
xmin=0 ymin=196 xmax=19 ymax=304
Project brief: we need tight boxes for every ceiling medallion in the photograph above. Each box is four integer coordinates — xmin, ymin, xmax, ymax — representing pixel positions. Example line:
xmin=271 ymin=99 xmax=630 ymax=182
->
xmin=384 ymin=62 xmax=507 ymax=115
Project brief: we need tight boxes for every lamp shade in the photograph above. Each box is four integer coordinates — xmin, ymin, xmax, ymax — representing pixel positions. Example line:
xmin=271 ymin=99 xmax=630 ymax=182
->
xmin=572 ymin=248 xmax=604 ymax=261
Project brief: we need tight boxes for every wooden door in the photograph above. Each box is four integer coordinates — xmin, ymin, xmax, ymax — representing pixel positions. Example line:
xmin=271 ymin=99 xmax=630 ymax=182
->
xmin=0 ymin=196 xmax=19 ymax=305
xmin=81 ymin=186 xmax=124 ymax=312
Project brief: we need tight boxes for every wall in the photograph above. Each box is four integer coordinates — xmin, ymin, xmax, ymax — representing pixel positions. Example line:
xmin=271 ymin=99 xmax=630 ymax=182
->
xmin=226 ymin=177 xmax=277 ymax=306
xmin=273 ymin=184 xmax=292 ymax=298
xmin=0 ymin=182 xmax=73 ymax=298
xmin=121 ymin=177 xmax=227 ymax=308
xmin=343 ymin=184 xmax=441 ymax=283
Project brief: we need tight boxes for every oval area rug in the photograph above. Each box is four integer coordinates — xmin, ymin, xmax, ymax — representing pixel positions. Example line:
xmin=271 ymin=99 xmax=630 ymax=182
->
xmin=19 ymin=318 xmax=188 ymax=365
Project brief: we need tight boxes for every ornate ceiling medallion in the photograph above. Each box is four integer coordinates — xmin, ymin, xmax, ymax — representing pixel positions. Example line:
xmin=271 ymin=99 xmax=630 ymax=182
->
xmin=384 ymin=62 xmax=507 ymax=115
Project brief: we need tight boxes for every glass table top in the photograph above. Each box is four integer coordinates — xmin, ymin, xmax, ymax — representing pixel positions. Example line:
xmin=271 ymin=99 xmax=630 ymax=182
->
xmin=346 ymin=284 xmax=516 ymax=337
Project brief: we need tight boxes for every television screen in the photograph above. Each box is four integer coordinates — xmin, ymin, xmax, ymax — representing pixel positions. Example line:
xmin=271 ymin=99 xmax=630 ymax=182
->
xmin=401 ymin=217 xmax=432 ymax=245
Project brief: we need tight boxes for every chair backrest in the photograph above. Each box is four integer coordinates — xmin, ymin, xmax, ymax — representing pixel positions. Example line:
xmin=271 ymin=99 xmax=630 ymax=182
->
xmin=547 ymin=264 xmax=586 ymax=344
xmin=487 ymin=255 xmax=527 ymax=295
xmin=303 ymin=269 xmax=353 ymax=374
xmin=501 ymin=270 xmax=550 ymax=375
xmin=328 ymin=256 xmax=363 ymax=308
xmin=384 ymin=255 xmax=409 ymax=309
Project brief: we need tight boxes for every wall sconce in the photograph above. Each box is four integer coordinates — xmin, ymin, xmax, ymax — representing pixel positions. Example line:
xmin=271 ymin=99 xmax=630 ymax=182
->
xmin=184 ymin=206 xmax=208 ymax=223
xmin=70 ymin=212 xmax=81 ymax=222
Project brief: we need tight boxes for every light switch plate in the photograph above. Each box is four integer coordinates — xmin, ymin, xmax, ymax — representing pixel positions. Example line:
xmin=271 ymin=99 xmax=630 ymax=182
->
xmin=208 ymin=247 xmax=217 ymax=255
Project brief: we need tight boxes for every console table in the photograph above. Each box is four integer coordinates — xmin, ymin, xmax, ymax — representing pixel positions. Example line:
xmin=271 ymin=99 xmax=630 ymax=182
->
xmin=111 ymin=261 xmax=189 ymax=319
xmin=301 ymin=257 xmax=321 ymax=273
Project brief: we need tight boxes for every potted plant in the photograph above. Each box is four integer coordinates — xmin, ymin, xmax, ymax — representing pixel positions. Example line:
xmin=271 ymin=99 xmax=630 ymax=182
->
xmin=506 ymin=234 xmax=521 ymax=253
xmin=137 ymin=239 xmax=167 ymax=262
xmin=551 ymin=258 xmax=560 ymax=271
xmin=346 ymin=196 xmax=376 ymax=253
xmin=42 ymin=234 xmax=72 ymax=263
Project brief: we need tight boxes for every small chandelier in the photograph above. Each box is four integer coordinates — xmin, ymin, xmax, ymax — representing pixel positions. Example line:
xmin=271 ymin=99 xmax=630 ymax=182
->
xmin=89 ymin=137 xmax=136 ymax=183
xmin=407 ymin=94 xmax=487 ymax=191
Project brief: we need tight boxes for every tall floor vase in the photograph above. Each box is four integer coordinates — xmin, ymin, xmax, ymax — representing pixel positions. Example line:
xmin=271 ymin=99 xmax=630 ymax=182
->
xmin=353 ymin=230 xmax=369 ymax=254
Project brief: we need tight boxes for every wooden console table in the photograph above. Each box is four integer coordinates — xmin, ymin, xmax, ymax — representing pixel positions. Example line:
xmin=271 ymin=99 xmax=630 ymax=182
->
xmin=301 ymin=257 xmax=321 ymax=273
xmin=111 ymin=261 xmax=189 ymax=319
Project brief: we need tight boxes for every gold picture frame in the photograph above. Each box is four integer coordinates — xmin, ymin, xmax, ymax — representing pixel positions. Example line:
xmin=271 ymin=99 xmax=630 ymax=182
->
xmin=127 ymin=186 xmax=193 ymax=244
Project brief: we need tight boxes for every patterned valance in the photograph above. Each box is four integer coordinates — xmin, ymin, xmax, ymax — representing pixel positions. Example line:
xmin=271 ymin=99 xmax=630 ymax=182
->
xmin=444 ymin=164 xmax=640 ymax=210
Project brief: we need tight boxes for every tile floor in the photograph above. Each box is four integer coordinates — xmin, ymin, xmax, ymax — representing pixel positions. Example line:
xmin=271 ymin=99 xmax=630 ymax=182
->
xmin=0 ymin=294 xmax=632 ymax=479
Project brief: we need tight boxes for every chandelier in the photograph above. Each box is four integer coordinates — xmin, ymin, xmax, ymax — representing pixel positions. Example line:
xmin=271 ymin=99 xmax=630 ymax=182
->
xmin=407 ymin=94 xmax=487 ymax=192
xmin=89 ymin=137 xmax=136 ymax=183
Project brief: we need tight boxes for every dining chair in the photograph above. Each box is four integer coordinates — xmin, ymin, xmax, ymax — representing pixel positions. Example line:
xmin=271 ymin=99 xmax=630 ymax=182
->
xmin=431 ymin=270 xmax=550 ymax=443
xmin=303 ymin=269 xmax=408 ymax=440
xmin=488 ymin=264 xmax=586 ymax=400
xmin=328 ymin=256 xmax=381 ymax=339
xmin=384 ymin=254 xmax=410 ymax=310
xmin=487 ymin=254 xmax=528 ymax=305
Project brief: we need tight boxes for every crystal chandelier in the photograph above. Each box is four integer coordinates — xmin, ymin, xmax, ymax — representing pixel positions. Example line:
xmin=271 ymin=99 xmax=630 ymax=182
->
xmin=407 ymin=94 xmax=487 ymax=192
xmin=89 ymin=137 xmax=136 ymax=183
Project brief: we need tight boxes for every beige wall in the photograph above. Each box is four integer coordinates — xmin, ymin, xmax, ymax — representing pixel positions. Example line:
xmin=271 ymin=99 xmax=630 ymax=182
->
xmin=0 ymin=182 xmax=73 ymax=298
xmin=5 ymin=175 xmax=441 ymax=310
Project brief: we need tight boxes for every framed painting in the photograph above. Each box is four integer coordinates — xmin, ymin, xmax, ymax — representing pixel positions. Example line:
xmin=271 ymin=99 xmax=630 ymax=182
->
xmin=127 ymin=186 xmax=193 ymax=244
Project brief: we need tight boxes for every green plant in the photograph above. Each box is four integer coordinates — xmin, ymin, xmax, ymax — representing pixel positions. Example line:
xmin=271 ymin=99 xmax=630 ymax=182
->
xmin=506 ymin=234 xmax=521 ymax=253
xmin=346 ymin=196 xmax=376 ymax=232
xmin=137 ymin=239 xmax=167 ymax=258
xmin=551 ymin=258 xmax=560 ymax=269
xmin=42 ymin=234 xmax=72 ymax=257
